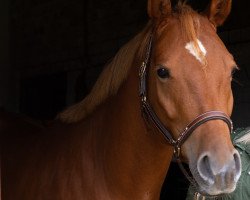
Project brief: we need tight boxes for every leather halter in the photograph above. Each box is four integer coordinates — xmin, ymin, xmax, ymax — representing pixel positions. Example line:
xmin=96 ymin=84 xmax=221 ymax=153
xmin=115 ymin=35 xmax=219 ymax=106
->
xmin=139 ymin=35 xmax=233 ymax=188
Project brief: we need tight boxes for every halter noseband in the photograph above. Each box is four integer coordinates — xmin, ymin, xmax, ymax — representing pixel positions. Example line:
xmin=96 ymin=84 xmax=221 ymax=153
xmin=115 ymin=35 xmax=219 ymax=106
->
xmin=139 ymin=35 xmax=233 ymax=189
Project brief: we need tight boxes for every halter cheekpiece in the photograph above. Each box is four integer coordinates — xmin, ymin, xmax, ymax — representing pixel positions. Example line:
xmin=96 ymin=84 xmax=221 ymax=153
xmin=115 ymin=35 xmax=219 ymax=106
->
xmin=139 ymin=34 xmax=234 ymax=191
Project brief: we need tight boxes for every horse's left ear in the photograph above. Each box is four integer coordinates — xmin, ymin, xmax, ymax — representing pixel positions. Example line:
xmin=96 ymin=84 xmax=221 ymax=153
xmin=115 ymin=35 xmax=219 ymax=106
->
xmin=147 ymin=0 xmax=172 ymax=19
xmin=205 ymin=0 xmax=232 ymax=26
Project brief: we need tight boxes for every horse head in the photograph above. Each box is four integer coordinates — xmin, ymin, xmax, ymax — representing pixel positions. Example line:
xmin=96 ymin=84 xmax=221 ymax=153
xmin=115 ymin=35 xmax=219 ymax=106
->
xmin=146 ymin=0 xmax=241 ymax=196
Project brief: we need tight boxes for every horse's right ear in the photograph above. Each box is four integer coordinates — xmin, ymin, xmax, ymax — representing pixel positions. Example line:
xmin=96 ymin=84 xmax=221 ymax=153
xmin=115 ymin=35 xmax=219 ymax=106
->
xmin=148 ymin=0 xmax=172 ymax=19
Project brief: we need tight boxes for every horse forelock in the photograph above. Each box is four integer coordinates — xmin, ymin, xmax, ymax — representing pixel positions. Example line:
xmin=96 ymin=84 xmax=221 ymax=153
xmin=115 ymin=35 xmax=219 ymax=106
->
xmin=177 ymin=3 xmax=207 ymax=67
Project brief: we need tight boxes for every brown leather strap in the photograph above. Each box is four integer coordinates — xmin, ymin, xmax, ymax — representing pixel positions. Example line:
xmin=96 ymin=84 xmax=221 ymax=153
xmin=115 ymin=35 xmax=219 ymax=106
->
xmin=142 ymin=98 xmax=233 ymax=158
xmin=176 ymin=111 xmax=233 ymax=150
xmin=142 ymin=100 xmax=176 ymax=145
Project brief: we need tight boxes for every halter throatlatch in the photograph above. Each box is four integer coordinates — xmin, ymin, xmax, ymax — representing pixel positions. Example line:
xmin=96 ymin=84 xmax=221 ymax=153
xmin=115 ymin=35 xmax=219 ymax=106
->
xmin=139 ymin=34 xmax=234 ymax=191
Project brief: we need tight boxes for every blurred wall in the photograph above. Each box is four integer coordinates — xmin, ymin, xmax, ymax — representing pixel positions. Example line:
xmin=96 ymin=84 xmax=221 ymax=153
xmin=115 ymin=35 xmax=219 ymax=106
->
xmin=9 ymin=0 xmax=148 ymax=119
xmin=0 ymin=0 xmax=19 ymax=112
xmin=0 ymin=0 xmax=9 ymax=108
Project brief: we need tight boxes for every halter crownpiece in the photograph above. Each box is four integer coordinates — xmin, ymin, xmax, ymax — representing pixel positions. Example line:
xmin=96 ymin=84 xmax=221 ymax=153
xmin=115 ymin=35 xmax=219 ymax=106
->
xmin=138 ymin=34 xmax=234 ymax=191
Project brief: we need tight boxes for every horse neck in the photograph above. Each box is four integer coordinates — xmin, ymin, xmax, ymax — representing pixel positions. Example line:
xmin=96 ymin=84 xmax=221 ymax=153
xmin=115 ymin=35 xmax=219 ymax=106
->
xmin=92 ymin=60 xmax=174 ymax=199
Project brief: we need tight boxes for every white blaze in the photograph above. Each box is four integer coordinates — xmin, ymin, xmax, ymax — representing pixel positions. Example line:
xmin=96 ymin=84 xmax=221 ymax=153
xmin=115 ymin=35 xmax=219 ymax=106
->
xmin=185 ymin=40 xmax=207 ymax=63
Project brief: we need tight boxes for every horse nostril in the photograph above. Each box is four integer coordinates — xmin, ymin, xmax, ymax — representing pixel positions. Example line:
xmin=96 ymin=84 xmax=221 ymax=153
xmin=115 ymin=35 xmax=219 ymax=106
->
xmin=197 ymin=154 xmax=214 ymax=185
xmin=197 ymin=151 xmax=242 ymax=187
xmin=233 ymin=151 xmax=241 ymax=181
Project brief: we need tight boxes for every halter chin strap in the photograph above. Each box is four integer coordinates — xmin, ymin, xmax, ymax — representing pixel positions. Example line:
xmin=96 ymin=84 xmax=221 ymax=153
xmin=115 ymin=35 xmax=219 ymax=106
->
xmin=139 ymin=35 xmax=234 ymax=190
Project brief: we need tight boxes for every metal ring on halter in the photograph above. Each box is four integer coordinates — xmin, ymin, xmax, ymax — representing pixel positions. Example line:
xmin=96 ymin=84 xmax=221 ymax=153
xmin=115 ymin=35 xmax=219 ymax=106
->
xmin=194 ymin=192 xmax=206 ymax=200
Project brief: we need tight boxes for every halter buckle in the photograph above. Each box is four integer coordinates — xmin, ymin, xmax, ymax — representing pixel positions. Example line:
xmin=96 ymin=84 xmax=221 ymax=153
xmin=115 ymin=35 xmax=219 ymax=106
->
xmin=141 ymin=96 xmax=147 ymax=104
xmin=174 ymin=146 xmax=181 ymax=158
xmin=139 ymin=62 xmax=146 ymax=78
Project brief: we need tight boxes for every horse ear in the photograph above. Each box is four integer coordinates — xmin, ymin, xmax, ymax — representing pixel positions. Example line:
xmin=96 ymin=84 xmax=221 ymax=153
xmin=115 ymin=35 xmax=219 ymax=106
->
xmin=148 ymin=0 xmax=172 ymax=19
xmin=205 ymin=0 xmax=232 ymax=26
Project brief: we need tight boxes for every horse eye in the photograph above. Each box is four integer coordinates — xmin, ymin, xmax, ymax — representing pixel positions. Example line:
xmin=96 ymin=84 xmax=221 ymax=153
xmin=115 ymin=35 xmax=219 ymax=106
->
xmin=157 ymin=68 xmax=170 ymax=79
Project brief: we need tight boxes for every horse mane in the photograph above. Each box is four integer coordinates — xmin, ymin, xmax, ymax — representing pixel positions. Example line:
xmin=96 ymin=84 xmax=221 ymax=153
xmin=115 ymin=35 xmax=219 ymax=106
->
xmin=58 ymin=23 xmax=152 ymax=123
xmin=58 ymin=3 xmax=202 ymax=123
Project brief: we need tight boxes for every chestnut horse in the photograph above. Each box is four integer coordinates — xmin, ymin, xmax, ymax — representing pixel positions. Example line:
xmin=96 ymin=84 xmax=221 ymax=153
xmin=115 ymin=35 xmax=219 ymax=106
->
xmin=2 ymin=0 xmax=241 ymax=199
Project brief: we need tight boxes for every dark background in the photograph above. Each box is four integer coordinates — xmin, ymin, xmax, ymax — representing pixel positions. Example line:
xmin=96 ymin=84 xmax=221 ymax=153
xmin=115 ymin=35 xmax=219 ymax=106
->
xmin=0 ymin=0 xmax=250 ymax=199
xmin=1 ymin=0 xmax=250 ymax=126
